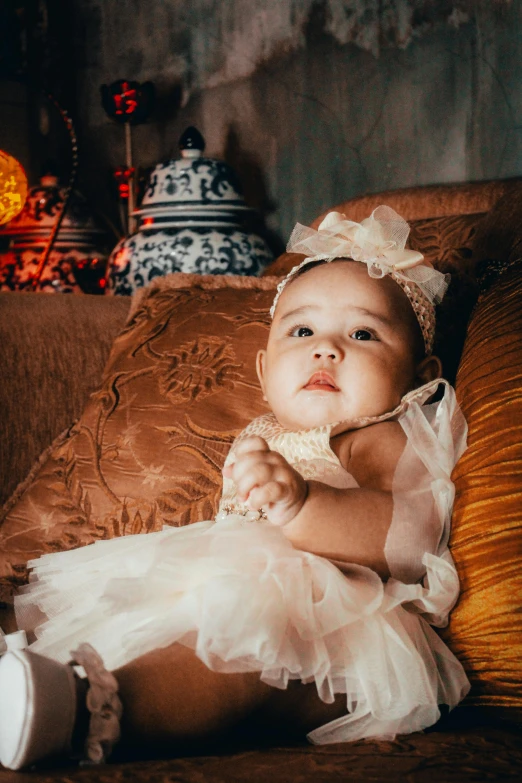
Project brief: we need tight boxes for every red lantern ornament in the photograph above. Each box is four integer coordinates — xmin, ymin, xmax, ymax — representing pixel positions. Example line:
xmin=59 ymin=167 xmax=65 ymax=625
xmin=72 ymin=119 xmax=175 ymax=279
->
xmin=114 ymin=166 xmax=135 ymax=201
xmin=100 ymin=80 xmax=155 ymax=126
xmin=101 ymin=80 xmax=154 ymax=235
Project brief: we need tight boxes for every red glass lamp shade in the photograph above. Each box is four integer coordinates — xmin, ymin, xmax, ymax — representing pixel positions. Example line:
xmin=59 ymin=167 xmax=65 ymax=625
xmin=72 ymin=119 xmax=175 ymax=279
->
xmin=100 ymin=80 xmax=155 ymax=125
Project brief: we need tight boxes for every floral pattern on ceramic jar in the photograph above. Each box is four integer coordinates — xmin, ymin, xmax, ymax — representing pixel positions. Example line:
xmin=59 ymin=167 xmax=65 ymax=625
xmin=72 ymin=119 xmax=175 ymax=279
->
xmin=107 ymin=127 xmax=273 ymax=295
xmin=0 ymin=175 xmax=113 ymax=294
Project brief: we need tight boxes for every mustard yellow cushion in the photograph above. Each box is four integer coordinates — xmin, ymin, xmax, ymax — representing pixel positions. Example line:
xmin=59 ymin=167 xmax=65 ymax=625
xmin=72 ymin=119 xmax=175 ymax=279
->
xmin=449 ymin=261 xmax=522 ymax=707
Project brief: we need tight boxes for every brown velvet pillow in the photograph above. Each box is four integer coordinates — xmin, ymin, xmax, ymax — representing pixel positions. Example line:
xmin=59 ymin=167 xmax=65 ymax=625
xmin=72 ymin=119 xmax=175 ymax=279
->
xmin=447 ymin=261 xmax=522 ymax=710
xmin=0 ymin=275 xmax=277 ymax=607
xmin=312 ymin=178 xmax=522 ymax=224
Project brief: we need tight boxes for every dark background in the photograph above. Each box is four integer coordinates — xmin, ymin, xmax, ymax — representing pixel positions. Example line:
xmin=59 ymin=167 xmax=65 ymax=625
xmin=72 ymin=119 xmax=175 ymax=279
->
xmin=1 ymin=0 xmax=520 ymax=246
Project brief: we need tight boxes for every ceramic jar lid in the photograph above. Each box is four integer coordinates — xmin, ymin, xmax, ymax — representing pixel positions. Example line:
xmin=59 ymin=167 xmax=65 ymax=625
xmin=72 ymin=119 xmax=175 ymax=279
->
xmin=134 ymin=127 xmax=251 ymax=230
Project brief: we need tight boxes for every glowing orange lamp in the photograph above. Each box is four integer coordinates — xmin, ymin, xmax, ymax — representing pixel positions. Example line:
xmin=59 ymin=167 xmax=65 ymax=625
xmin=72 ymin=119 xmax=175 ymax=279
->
xmin=0 ymin=150 xmax=28 ymax=226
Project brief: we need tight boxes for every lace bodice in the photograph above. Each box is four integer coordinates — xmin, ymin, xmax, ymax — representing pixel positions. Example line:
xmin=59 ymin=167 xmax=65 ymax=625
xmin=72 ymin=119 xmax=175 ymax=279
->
xmin=217 ymin=378 xmax=447 ymax=521
xmin=217 ymin=413 xmax=358 ymax=521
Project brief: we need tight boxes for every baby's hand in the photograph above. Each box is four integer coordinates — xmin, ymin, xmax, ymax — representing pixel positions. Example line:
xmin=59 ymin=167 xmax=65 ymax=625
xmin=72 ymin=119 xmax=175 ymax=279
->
xmin=223 ymin=436 xmax=308 ymax=526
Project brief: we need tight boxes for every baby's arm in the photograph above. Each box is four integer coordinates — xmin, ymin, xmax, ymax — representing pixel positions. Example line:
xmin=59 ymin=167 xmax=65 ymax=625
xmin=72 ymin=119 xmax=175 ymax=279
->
xmin=224 ymin=423 xmax=407 ymax=580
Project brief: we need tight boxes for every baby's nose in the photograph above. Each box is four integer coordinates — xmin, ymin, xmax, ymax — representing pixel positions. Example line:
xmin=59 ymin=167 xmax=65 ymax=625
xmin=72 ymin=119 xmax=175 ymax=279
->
xmin=313 ymin=341 xmax=342 ymax=361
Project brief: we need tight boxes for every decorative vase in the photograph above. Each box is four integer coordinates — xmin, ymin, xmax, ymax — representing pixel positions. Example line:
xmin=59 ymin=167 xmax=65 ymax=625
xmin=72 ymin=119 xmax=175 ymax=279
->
xmin=107 ymin=127 xmax=273 ymax=295
xmin=0 ymin=175 xmax=113 ymax=294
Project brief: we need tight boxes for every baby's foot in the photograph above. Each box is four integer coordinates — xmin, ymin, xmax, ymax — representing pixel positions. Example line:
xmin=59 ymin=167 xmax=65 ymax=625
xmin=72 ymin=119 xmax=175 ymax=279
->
xmin=0 ymin=649 xmax=78 ymax=769
xmin=0 ymin=643 xmax=122 ymax=770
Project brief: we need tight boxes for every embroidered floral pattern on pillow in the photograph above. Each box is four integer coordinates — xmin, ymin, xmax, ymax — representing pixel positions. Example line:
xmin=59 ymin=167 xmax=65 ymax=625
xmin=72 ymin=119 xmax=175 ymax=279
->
xmin=0 ymin=278 xmax=275 ymax=597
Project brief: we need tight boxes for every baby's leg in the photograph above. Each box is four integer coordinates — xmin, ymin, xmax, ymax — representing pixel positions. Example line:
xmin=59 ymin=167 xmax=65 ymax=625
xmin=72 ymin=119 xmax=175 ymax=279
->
xmin=115 ymin=642 xmax=272 ymax=747
xmin=0 ymin=643 xmax=348 ymax=768
xmin=115 ymin=643 xmax=347 ymax=750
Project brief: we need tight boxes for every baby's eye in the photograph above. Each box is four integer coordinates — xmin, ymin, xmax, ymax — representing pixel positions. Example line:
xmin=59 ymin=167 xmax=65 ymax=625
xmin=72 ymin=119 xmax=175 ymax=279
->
xmin=350 ymin=329 xmax=375 ymax=341
xmin=290 ymin=326 xmax=314 ymax=338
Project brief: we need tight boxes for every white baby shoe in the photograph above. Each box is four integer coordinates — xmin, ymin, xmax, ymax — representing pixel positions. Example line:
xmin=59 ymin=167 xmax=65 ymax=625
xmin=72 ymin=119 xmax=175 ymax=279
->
xmin=0 ymin=649 xmax=77 ymax=769
xmin=0 ymin=643 xmax=122 ymax=770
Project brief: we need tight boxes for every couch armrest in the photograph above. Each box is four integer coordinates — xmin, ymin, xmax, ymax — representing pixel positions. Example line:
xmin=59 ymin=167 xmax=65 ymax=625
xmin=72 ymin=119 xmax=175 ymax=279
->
xmin=0 ymin=293 xmax=131 ymax=508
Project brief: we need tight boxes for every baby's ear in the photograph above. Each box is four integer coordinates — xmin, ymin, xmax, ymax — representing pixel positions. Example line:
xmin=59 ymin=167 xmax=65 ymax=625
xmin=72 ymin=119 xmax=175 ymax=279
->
xmin=256 ymin=349 xmax=268 ymax=401
xmin=415 ymin=354 xmax=442 ymax=386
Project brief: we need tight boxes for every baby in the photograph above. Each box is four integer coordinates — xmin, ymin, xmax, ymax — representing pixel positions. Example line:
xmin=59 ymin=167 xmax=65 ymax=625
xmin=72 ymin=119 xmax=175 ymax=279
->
xmin=0 ymin=206 xmax=470 ymax=770
xmin=223 ymin=255 xmax=439 ymax=575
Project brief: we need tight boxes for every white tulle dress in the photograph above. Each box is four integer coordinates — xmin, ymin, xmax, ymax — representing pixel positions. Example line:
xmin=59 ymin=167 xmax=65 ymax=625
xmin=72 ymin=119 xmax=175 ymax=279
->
xmin=15 ymin=379 xmax=470 ymax=743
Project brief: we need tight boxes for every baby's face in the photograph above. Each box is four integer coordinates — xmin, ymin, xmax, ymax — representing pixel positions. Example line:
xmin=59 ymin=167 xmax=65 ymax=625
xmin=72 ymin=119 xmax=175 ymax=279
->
xmin=257 ymin=261 xmax=427 ymax=431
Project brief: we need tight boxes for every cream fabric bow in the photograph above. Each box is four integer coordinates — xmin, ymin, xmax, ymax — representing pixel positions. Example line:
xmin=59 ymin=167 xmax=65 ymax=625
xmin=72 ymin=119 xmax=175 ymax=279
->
xmin=274 ymin=205 xmax=449 ymax=314
xmin=287 ymin=205 xmax=425 ymax=276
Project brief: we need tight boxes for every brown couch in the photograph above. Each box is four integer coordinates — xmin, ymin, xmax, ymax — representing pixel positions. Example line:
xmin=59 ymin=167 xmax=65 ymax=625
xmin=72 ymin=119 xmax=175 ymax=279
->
xmin=0 ymin=180 xmax=521 ymax=781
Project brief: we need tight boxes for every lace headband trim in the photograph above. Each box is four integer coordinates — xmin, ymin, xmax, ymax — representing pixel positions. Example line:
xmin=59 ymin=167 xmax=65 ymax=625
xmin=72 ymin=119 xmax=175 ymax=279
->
xmin=271 ymin=206 xmax=450 ymax=354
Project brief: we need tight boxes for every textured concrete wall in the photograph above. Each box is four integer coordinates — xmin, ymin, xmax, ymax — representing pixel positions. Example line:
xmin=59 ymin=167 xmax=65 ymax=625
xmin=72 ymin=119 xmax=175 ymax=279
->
xmin=69 ymin=0 xmax=522 ymax=247
xmin=0 ymin=82 xmax=30 ymax=175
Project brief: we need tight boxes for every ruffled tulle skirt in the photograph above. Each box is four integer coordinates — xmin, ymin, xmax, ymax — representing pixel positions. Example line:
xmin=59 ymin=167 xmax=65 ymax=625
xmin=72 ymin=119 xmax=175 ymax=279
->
xmin=15 ymin=516 xmax=469 ymax=743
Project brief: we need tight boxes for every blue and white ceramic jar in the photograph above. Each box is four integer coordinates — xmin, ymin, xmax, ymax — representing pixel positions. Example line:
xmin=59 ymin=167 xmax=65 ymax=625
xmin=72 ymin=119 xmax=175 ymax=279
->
xmin=107 ymin=127 xmax=273 ymax=295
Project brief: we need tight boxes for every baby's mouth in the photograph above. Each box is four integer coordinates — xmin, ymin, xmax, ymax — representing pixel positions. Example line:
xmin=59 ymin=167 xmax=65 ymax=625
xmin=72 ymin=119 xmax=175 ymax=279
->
xmin=303 ymin=372 xmax=340 ymax=392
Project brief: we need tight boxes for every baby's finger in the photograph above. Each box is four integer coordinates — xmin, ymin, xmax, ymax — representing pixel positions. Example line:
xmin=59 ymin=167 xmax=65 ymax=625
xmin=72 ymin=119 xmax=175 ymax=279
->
xmin=222 ymin=437 xmax=270 ymax=478
xmin=246 ymin=481 xmax=287 ymax=510
xmin=234 ymin=436 xmax=270 ymax=458
xmin=228 ymin=449 xmax=281 ymax=480
xmin=234 ymin=462 xmax=278 ymax=503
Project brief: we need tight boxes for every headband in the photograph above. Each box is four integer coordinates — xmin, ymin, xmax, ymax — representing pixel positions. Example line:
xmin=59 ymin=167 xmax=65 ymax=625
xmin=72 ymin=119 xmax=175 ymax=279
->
xmin=271 ymin=206 xmax=449 ymax=354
